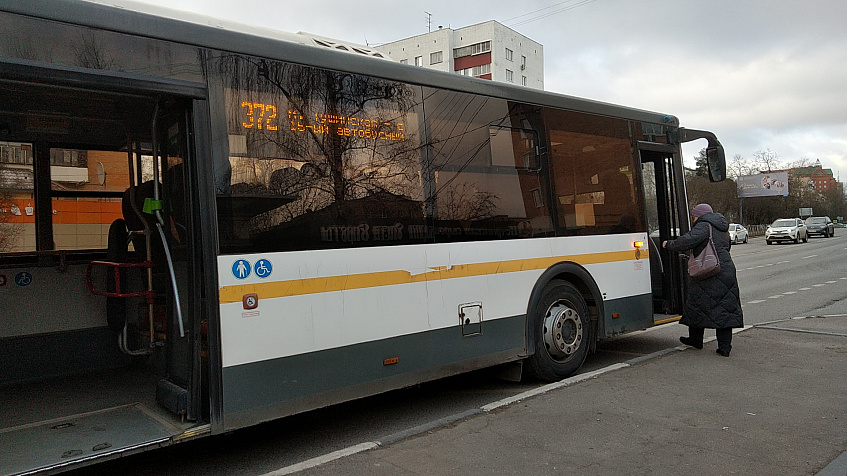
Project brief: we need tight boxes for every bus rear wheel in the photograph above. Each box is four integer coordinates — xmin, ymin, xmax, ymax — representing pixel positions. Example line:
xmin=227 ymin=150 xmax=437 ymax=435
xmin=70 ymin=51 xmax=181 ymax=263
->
xmin=526 ymin=280 xmax=591 ymax=382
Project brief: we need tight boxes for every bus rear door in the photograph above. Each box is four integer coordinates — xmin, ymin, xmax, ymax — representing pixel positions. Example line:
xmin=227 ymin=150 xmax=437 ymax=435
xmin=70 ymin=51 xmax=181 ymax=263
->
xmin=0 ymin=60 xmax=209 ymax=474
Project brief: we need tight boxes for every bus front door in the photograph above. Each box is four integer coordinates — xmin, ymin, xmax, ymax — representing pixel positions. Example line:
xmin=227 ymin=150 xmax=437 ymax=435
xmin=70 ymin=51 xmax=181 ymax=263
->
xmin=638 ymin=145 xmax=686 ymax=317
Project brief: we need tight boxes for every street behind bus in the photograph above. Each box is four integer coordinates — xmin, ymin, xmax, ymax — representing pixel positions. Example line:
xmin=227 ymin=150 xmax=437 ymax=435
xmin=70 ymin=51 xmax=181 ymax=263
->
xmin=71 ymin=233 xmax=847 ymax=475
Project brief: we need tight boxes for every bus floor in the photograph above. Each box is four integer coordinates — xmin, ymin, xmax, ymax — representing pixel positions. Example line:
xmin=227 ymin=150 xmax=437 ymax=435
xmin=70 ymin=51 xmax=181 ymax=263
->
xmin=0 ymin=365 xmax=198 ymax=475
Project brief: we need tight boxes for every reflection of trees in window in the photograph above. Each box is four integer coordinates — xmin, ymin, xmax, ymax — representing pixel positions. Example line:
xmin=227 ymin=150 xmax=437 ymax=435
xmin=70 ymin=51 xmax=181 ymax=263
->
xmin=423 ymin=89 xmax=509 ymax=222
xmin=436 ymin=182 xmax=497 ymax=221
xmin=422 ymin=89 xmax=552 ymax=239
xmin=0 ymin=14 xmax=203 ymax=81
xmin=215 ymin=55 xmax=425 ymax=237
xmin=73 ymin=32 xmax=118 ymax=70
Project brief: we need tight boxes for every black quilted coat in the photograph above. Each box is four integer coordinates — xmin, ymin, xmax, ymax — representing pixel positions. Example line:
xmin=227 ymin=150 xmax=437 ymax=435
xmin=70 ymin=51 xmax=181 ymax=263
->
xmin=665 ymin=212 xmax=744 ymax=329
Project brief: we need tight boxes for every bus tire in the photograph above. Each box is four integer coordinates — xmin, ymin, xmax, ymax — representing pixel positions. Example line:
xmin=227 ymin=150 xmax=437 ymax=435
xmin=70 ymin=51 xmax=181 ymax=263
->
xmin=526 ymin=280 xmax=591 ymax=382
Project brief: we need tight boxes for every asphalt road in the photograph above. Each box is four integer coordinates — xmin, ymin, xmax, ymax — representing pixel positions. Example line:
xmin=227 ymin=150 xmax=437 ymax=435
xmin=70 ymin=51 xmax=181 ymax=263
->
xmin=71 ymin=232 xmax=847 ymax=476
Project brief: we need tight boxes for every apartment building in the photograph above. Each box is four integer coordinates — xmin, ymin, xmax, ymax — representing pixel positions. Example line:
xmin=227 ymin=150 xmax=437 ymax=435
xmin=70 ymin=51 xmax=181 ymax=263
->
xmin=375 ymin=20 xmax=544 ymax=90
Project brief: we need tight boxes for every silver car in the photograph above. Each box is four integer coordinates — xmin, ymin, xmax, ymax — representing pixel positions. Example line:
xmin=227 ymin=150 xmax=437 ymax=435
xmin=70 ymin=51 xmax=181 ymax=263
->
xmin=729 ymin=223 xmax=748 ymax=244
xmin=766 ymin=218 xmax=808 ymax=244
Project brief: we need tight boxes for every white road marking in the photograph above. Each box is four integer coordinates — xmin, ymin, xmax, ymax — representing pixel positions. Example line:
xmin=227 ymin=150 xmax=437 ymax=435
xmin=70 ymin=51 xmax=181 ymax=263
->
xmin=482 ymin=363 xmax=630 ymax=412
xmin=826 ymin=281 xmax=837 ymax=284
xmin=813 ymin=284 xmax=826 ymax=287
xmin=261 ymin=443 xmax=380 ymax=476
xmin=799 ymin=287 xmax=812 ymax=290
xmin=748 ymin=300 xmax=766 ymax=304
xmin=801 ymin=255 xmax=818 ymax=259
xmin=783 ymin=291 xmax=797 ymax=295
xmin=768 ymin=295 xmax=782 ymax=299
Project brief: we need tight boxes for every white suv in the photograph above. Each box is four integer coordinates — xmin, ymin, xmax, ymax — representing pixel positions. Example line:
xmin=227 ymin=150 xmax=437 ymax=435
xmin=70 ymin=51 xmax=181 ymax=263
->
xmin=766 ymin=218 xmax=808 ymax=244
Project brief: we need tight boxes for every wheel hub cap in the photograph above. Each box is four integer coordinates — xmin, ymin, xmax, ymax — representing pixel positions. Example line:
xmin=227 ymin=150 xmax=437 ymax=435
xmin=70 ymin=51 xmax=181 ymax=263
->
xmin=543 ymin=301 xmax=583 ymax=360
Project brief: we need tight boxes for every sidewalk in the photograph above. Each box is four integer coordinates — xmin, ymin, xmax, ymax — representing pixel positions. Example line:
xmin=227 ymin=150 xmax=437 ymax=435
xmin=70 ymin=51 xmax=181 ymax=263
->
xmin=282 ymin=315 xmax=847 ymax=476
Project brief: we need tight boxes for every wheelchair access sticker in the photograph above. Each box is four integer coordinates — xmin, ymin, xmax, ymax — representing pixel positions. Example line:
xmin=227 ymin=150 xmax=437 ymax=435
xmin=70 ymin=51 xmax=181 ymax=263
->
xmin=15 ymin=271 xmax=33 ymax=287
xmin=254 ymin=259 xmax=273 ymax=278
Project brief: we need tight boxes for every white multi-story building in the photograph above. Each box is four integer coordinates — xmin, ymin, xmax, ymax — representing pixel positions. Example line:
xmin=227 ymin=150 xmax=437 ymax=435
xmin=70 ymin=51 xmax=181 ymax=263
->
xmin=375 ymin=21 xmax=544 ymax=90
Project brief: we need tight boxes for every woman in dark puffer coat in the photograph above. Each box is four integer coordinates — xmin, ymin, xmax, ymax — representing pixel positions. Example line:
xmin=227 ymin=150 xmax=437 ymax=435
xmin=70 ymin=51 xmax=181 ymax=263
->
xmin=663 ymin=203 xmax=744 ymax=356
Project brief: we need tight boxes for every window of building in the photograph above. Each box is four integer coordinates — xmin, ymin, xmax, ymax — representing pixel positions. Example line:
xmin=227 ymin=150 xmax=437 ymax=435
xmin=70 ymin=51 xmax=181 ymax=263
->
xmin=505 ymin=69 xmax=514 ymax=82
xmin=505 ymin=48 xmax=513 ymax=61
xmin=430 ymin=51 xmax=443 ymax=65
xmin=453 ymin=41 xmax=491 ymax=59
xmin=521 ymin=76 xmax=527 ymax=86
xmin=457 ymin=63 xmax=491 ymax=77
xmin=0 ymin=142 xmax=33 ymax=165
xmin=400 ymin=59 xmax=408 ymax=65
xmin=521 ymin=55 xmax=527 ymax=70
xmin=414 ymin=56 xmax=423 ymax=66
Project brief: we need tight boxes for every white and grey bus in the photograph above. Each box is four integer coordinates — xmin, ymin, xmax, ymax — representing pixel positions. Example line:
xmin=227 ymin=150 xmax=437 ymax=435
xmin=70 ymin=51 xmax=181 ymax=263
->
xmin=0 ymin=1 xmax=726 ymax=473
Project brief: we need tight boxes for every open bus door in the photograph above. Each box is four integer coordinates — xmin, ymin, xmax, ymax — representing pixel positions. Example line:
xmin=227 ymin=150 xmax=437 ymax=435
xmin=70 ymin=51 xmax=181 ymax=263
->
xmin=637 ymin=143 xmax=686 ymax=318
xmin=0 ymin=60 xmax=210 ymax=474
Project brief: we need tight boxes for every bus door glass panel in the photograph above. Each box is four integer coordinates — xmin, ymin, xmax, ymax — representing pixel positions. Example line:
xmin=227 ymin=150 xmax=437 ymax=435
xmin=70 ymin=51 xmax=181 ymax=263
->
xmin=640 ymin=159 xmax=664 ymax=306
xmin=212 ymin=54 xmax=426 ymax=253
xmin=638 ymin=148 xmax=683 ymax=314
xmin=542 ymin=108 xmax=640 ymax=236
xmin=421 ymin=90 xmax=552 ymax=243
xmin=0 ymin=141 xmax=35 ymax=252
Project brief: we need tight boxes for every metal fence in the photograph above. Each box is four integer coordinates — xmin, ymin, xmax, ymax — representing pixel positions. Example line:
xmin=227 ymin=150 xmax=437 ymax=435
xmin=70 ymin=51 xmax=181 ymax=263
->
xmin=746 ymin=225 xmax=768 ymax=237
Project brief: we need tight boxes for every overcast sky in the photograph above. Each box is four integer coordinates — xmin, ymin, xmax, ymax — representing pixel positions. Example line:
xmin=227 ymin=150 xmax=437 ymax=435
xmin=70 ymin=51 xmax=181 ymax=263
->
xmin=131 ymin=0 xmax=847 ymax=179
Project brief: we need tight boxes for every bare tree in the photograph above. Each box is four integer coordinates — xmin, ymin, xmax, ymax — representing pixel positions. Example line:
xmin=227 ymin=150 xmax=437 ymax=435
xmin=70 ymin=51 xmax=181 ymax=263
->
xmin=752 ymin=149 xmax=781 ymax=173
xmin=786 ymin=156 xmax=814 ymax=169
xmin=728 ymin=153 xmax=755 ymax=179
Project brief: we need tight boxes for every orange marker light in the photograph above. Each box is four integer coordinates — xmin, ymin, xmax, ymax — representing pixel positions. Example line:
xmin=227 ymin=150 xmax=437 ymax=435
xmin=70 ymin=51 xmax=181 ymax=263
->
xmin=383 ymin=357 xmax=399 ymax=366
xmin=633 ymin=241 xmax=645 ymax=248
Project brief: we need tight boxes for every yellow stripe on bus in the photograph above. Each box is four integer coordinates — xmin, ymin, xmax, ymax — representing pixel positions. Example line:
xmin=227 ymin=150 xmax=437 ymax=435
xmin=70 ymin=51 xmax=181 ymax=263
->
xmin=218 ymin=249 xmax=648 ymax=304
xmin=653 ymin=315 xmax=682 ymax=325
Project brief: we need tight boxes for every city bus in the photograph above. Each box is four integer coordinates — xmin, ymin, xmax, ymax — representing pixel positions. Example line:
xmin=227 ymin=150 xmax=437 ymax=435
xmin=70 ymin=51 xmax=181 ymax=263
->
xmin=0 ymin=1 xmax=726 ymax=473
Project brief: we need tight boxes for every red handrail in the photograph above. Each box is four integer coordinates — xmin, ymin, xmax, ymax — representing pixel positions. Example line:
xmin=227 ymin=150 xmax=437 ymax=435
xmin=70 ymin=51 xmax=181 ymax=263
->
xmin=86 ymin=260 xmax=155 ymax=303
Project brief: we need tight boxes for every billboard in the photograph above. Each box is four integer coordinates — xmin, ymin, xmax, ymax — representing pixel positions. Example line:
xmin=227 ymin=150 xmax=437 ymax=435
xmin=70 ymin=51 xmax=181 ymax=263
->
xmin=737 ymin=172 xmax=789 ymax=197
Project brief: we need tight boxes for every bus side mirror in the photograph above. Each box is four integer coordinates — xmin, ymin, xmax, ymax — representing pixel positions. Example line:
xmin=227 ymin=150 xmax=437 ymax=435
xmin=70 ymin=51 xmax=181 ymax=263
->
xmin=676 ymin=128 xmax=727 ymax=183
xmin=706 ymin=145 xmax=726 ymax=182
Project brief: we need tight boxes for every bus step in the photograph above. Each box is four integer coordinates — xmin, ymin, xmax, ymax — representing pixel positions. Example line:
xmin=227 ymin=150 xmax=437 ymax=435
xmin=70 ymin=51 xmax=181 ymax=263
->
xmin=156 ymin=379 xmax=188 ymax=418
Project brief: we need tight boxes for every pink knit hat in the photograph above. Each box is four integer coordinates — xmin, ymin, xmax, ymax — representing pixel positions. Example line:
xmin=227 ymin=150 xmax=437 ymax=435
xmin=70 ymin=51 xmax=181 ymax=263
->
xmin=691 ymin=203 xmax=713 ymax=218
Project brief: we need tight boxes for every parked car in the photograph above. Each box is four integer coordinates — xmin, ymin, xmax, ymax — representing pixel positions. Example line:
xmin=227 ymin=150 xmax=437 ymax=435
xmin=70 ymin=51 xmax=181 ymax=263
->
xmin=766 ymin=218 xmax=808 ymax=244
xmin=805 ymin=216 xmax=835 ymax=238
xmin=728 ymin=223 xmax=748 ymax=244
